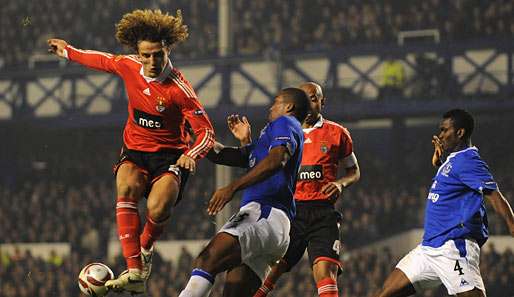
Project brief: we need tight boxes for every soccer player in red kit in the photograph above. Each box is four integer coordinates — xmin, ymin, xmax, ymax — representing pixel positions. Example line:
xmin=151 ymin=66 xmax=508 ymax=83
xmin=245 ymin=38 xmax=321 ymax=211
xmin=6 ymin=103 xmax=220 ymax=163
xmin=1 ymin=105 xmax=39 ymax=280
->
xmin=252 ymin=82 xmax=361 ymax=297
xmin=47 ymin=9 xmax=214 ymax=293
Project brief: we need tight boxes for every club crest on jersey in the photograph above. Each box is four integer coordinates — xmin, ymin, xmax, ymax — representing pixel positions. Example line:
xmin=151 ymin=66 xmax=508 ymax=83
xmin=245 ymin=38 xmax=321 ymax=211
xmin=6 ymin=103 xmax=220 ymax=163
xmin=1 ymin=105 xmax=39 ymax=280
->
xmin=156 ymin=96 xmax=166 ymax=113
xmin=320 ymin=144 xmax=329 ymax=153
xmin=441 ymin=163 xmax=452 ymax=177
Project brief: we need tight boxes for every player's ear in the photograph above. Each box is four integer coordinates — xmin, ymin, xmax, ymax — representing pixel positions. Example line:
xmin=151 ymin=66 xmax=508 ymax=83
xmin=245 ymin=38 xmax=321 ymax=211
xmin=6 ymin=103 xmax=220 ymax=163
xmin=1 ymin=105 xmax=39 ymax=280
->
xmin=285 ymin=102 xmax=295 ymax=113
xmin=457 ymin=128 xmax=465 ymax=139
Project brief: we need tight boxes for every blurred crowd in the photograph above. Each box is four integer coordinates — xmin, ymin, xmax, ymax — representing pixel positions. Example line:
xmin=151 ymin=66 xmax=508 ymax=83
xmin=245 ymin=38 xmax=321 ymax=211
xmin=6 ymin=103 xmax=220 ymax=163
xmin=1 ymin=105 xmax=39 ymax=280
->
xmin=232 ymin=0 xmax=514 ymax=55
xmin=3 ymin=0 xmax=514 ymax=68
xmin=1 ymin=0 xmax=218 ymax=69
xmin=1 ymin=243 xmax=513 ymax=297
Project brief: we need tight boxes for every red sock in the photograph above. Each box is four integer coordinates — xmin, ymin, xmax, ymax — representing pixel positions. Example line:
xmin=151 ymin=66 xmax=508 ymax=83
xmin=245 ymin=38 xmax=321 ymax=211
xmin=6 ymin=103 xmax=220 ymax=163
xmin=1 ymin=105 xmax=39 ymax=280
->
xmin=253 ymin=278 xmax=275 ymax=297
xmin=140 ymin=213 xmax=168 ymax=250
xmin=116 ymin=197 xmax=142 ymax=270
xmin=316 ymin=277 xmax=338 ymax=297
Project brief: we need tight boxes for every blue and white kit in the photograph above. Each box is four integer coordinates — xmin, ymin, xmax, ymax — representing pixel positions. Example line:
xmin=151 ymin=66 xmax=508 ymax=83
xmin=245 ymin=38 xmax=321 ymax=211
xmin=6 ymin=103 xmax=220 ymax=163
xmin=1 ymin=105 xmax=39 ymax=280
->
xmin=397 ymin=147 xmax=497 ymax=295
xmin=219 ymin=115 xmax=304 ymax=280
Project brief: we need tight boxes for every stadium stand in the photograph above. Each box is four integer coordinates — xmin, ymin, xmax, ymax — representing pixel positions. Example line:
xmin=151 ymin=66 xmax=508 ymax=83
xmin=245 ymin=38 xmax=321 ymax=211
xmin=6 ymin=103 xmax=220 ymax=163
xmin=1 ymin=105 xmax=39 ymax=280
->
xmin=2 ymin=1 xmax=514 ymax=296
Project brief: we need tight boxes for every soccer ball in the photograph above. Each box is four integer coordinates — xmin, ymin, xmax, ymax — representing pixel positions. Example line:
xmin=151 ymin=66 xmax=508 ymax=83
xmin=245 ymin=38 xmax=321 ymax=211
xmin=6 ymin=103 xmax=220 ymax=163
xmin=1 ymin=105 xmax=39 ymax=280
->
xmin=78 ymin=263 xmax=114 ymax=297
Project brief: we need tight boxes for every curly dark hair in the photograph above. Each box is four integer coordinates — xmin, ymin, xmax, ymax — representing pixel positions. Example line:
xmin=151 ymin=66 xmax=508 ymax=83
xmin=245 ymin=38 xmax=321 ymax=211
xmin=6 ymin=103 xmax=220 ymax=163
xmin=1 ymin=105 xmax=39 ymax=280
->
xmin=115 ymin=9 xmax=189 ymax=51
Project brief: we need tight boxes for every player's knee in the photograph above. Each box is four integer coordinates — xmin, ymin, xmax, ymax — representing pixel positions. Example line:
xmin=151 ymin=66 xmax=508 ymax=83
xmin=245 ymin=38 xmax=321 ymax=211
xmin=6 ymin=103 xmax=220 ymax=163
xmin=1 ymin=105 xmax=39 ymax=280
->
xmin=147 ymin=195 xmax=175 ymax=220
xmin=193 ymin=251 xmax=213 ymax=272
xmin=117 ymin=180 xmax=144 ymax=198
xmin=147 ymin=201 xmax=171 ymax=221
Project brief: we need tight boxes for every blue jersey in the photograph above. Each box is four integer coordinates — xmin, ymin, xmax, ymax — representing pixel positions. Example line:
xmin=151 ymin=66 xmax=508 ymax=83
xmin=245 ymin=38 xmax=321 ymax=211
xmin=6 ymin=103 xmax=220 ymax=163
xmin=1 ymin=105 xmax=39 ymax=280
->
xmin=422 ymin=147 xmax=497 ymax=249
xmin=241 ymin=115 xmax=304 ymax=220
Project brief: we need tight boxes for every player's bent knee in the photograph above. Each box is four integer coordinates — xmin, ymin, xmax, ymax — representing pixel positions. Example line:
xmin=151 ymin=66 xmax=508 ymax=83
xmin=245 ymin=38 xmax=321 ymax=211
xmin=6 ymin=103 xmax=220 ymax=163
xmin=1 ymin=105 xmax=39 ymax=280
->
xmin=146 ymin=200 xmax=172 ymax=221
xmin=116 ymin=182 xmax=145 ymax=199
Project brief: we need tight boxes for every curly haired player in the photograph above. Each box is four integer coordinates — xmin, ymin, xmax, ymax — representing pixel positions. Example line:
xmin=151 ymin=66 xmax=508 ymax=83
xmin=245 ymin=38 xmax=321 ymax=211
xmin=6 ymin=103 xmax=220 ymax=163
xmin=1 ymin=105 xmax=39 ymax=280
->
xmin=48 ymin=9 xmax=215 ymax=293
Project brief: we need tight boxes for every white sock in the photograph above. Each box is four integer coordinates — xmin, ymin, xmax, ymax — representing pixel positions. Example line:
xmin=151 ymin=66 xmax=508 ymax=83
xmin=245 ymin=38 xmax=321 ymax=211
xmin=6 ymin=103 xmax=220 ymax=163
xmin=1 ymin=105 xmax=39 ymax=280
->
xmin=178 ymin=268 xmax=214 ymax=297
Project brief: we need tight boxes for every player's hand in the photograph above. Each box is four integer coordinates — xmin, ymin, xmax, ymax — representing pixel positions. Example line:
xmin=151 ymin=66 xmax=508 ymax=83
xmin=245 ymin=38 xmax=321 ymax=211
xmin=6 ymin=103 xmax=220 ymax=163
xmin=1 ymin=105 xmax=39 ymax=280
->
xmin=176 ymin=154 xmax=196 ymax=173
xmin=227 ymin=114 xmax=251 ymax=145
xmin=432 ymin=135 xmax=443 ymax=167
xmin=207 ymin=185 xmax=235 ymax=215
xmin=322 ymin=182 xmax=343 ymax=202
xmin=47 ymin=39 xmax=69 ymax=59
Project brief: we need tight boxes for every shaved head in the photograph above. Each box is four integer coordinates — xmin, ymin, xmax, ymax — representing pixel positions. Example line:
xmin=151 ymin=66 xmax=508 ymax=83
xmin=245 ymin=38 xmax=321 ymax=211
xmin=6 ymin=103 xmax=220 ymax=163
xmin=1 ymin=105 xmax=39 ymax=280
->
xmin=299 ymin=82 xmax=325 ymax=126
xmin=299 ymin=82 xmax=323 ymax=99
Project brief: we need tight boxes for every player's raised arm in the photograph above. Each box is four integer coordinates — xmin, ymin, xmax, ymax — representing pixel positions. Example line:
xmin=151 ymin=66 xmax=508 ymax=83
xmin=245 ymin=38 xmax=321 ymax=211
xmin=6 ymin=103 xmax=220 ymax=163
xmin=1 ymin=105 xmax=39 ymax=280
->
xmin=227 ymin=114 xmax=252 ymax=145
xmin=485 ymin=190 xmax=514 ymax=237
xmin=47 ymin=38 xmax=120 ymax=74
xmin=47 ymin=39 xmax=69 ymax=58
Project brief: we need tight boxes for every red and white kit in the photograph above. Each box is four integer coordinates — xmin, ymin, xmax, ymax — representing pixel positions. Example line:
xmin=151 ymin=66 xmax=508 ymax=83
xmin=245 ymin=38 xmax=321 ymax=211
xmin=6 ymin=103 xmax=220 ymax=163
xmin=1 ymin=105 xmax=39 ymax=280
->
xmin=295 ymin=115 xmax=354 ymax=201
xmin=64 ymin=46 xmax=214 ymax=159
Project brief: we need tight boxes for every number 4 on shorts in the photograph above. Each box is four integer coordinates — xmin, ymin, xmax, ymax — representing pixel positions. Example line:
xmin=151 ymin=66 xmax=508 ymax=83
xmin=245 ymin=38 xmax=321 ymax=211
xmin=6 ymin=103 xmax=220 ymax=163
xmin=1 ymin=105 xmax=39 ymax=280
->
xmin=454 ymin=260 xmax=464 ymax=275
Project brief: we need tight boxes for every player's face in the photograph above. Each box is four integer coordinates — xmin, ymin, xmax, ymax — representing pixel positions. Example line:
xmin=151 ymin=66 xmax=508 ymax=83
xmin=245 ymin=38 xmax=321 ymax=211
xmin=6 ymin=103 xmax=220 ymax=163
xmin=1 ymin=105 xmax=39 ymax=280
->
xmin=301 ymin=85 xmax=324 ymax=123
xmin=137 ymin=41 xmax=170 ymax=78
xmin=268 ymin=95 xmax=289 ymax=121
xmin=438 ymin=118 xmax=460 ymax=152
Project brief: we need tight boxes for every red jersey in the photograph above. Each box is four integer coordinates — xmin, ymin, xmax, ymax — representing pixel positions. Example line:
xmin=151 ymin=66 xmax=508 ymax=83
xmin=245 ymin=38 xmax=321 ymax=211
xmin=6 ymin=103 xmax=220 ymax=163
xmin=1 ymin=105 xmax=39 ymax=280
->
xmin=295 ymin=116 xmax=353 ymax=201
xmin=64 ymin=46 xmax=214 ymax=160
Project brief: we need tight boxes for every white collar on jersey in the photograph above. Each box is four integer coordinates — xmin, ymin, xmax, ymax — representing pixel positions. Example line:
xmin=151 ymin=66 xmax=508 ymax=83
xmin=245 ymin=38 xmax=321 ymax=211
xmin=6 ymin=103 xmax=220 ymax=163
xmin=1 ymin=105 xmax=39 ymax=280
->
xmin=139 ymin=58 xmax=173 ymax=83
xmin=303 ymin=114 xmax=324 ymax=133
xmin=436 ymin=146 xmax=478 ymax=175
xmin=448 ymin=146 xmax=478 ymax=158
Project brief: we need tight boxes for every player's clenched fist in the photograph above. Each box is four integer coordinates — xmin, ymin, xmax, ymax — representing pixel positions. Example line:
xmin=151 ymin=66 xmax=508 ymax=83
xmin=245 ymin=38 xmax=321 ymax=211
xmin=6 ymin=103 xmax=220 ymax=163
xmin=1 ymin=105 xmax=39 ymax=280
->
xmin=47 ymin=39 xmax=69 ymax=58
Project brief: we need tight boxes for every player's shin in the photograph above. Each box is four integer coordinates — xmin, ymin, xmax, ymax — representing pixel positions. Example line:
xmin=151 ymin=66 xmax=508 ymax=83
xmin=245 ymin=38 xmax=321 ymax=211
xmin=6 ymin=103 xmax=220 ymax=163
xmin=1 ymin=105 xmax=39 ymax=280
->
xmin=140 ymin=213 xmax=168 ymax=250
xmin=116 ymin=197 xmax=142 ymax=271
xmin=317 ymin=277 xmax=338 ymax=297
xmin=178 ymin=268 xmax=215 ymax=297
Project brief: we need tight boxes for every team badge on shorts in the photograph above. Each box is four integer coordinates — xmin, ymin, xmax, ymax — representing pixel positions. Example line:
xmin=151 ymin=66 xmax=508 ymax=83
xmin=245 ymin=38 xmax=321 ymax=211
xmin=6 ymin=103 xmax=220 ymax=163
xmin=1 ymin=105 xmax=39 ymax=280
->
xmin=156 ymin=97 xmax=166 ymax=113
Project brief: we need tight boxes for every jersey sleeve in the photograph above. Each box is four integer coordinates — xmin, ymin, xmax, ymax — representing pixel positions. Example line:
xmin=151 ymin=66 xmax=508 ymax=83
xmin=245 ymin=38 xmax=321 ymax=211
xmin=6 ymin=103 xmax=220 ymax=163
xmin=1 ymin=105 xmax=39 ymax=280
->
xmin=457 ymin=155 xmax=498 ymax=193
xmin=64 ymin=45 xmax=121 ymax=74
xmin=338 ymin=127 xmax=354 ymax=159
xmin=180 ymin=94 xmax=215 ymax=161
xmin=268 ymin=116 xmax=299 ymax=156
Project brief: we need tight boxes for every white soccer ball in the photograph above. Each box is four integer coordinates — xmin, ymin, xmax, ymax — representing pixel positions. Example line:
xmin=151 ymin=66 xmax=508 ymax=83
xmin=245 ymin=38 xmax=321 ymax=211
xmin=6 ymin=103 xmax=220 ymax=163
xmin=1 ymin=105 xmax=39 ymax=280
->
xmin=78 ymin=262 xmax=114 ymax=297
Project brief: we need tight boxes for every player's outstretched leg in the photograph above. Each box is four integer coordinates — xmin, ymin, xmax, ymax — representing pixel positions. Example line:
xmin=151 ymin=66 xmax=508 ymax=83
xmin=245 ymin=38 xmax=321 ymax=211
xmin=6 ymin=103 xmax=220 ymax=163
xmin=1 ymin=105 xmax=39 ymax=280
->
xmin=372 ymin=268 xmax=416 ymax=297
xmin=106 ymin=163 xmax=147 ymax=293
xmin=140 ymin=174 xmax=180 ymax=281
